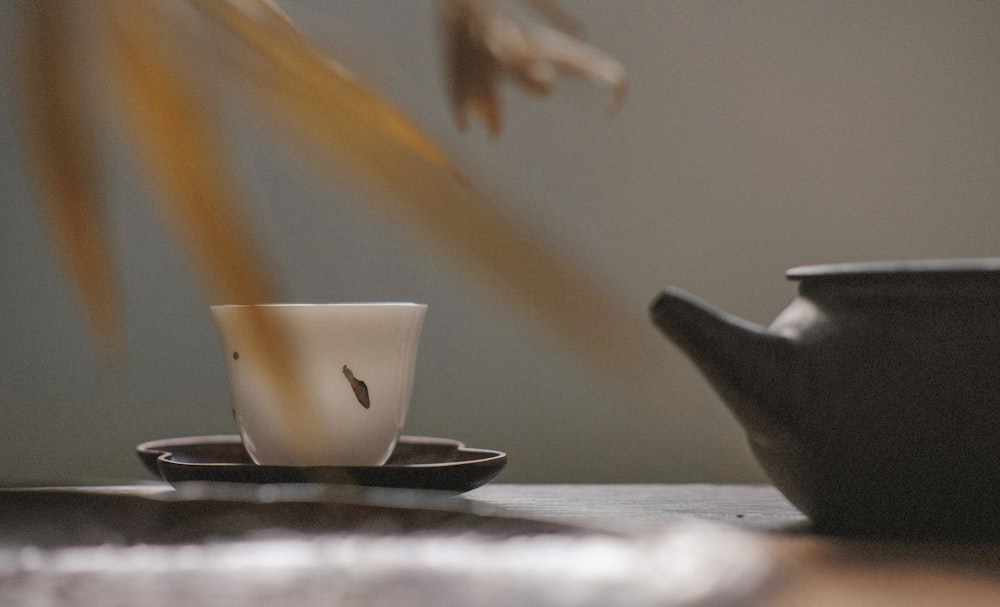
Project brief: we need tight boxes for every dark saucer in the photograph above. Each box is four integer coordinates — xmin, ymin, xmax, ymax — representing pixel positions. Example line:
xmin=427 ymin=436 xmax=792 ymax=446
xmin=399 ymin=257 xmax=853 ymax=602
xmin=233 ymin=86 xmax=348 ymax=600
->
xmin=137 ymin=435 xmax=506 ymax=493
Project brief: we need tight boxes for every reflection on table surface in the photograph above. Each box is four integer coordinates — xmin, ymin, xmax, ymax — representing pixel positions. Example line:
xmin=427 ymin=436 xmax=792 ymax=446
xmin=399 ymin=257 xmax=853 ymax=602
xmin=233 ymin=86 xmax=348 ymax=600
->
xmin=1 ymin=483 xmax=999 ymax=606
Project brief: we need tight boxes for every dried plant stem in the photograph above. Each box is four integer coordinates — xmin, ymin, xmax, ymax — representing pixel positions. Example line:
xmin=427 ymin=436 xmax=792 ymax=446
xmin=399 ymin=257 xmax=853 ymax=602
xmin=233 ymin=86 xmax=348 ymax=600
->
xmin=102 ymin=0 xmax=324 ymax=458
xmin=197 ymin=0 xmax=459 ymax=177
xmin=19 ymin=0 xmax=122 ymax=353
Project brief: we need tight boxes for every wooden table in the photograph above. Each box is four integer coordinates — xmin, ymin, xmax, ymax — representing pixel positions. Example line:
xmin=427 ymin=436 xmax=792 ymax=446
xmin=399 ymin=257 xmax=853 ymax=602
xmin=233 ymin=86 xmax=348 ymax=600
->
xmin=2 ymin=483 xmax=1000 ymax=606
xmin=468 ymin=485 xmax=1000 ymax=606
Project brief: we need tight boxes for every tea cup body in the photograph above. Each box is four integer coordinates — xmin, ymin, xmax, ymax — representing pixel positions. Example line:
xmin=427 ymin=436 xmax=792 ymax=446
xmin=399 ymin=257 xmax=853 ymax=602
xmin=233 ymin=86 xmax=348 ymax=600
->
xmin=210 ymin=303 xmax=426 ymax=466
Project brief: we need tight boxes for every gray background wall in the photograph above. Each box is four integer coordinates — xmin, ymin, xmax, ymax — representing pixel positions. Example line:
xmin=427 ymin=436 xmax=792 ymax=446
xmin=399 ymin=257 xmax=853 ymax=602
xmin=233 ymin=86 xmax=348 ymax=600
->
xmin=2 ymin=1 xmax=999 ymax=484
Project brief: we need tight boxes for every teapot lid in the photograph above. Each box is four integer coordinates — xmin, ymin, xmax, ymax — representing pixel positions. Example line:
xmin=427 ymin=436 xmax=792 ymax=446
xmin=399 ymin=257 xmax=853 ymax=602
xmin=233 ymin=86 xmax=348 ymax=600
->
xmin=786 ymin=258 xmax=1000 ymax=281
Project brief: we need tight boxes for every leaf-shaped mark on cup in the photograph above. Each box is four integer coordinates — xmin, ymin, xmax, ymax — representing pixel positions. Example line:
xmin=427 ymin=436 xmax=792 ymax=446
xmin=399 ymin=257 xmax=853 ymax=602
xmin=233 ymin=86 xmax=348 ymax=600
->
xmin=342 ymin=365 xmax=370 ymax=409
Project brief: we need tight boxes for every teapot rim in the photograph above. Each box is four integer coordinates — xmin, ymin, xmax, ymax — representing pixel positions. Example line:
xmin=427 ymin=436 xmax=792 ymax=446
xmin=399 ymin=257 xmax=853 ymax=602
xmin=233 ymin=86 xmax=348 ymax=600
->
xmin=786 ymin=258 xmax=1000 ymax=281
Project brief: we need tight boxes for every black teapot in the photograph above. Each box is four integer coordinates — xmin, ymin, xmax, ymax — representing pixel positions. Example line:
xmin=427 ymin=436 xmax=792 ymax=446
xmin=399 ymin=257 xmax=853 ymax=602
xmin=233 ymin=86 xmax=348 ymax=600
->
xmin=651 ymin=259 xmax=1000 ymax=538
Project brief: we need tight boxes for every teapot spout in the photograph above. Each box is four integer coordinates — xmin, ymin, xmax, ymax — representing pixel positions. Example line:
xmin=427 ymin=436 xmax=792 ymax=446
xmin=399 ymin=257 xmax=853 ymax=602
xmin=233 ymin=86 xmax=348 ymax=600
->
xmin=650 ymin=287 xmax=793 ymax=433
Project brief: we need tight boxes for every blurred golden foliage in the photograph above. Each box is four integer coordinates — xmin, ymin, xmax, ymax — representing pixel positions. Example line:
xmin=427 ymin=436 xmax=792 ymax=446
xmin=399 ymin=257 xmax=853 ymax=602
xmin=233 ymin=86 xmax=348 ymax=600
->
xmin=17 ymin=0 xmax=645 ymax=443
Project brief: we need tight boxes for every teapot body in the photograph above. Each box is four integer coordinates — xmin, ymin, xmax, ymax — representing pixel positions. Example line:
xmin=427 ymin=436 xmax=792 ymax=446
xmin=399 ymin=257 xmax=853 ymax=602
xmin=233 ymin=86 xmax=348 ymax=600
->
xmin=653 ymin=259 xmax=1000 ymax=538
xmin=765 ymin=264 xmax=1000 ymax=536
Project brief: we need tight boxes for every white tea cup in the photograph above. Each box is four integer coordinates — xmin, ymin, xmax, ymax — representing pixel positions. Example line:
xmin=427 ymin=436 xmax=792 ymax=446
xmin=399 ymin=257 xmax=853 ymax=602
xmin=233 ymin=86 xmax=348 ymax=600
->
xmin=210 ymin=303 xmax=427 ymax=466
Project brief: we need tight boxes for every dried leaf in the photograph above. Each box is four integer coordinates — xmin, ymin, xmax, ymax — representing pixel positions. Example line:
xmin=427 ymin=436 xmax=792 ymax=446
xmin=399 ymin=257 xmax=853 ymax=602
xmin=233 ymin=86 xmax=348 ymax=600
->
xmin=102 ymin=3 xmax=274 ymax=305
xmin=443 ymin=0 xmax=504 ymax=135
xmin=443 ymin=0 xmax=627 ymax=136
xmin=101 ymin=0 xmax=323 ymax=456
xmin=19 ymin=0 xmax=122 ymax=353
xmin=197 ymin=0 xmax=459 ymax=177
